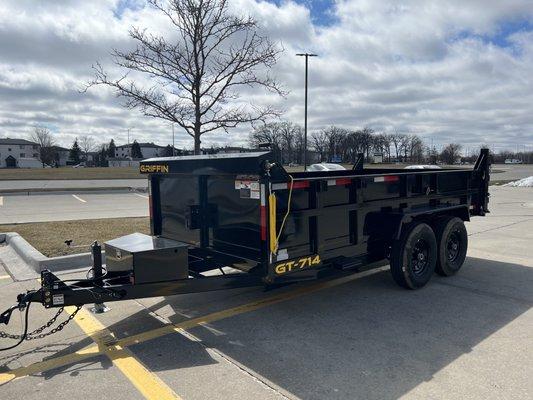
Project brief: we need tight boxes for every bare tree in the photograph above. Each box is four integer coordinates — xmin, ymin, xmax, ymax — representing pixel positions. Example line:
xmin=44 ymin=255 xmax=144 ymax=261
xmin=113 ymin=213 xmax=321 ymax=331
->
xmin=30 ymin=126 xmax=55 ymax=167
xmin=440 ymin=143 xmax=462 ymax=165
xmin=79 ymin=135 xmax=96 ymax=161
xmin=87 ymin=0 xmax=283 ymax=154
xmin=310 ymin=130 xmax=328 ymax=162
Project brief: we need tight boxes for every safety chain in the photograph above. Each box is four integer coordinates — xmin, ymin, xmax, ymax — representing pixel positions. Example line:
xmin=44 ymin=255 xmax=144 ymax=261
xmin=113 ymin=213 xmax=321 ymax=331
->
xmin=0 ymin=306 xmax=82 ymax=341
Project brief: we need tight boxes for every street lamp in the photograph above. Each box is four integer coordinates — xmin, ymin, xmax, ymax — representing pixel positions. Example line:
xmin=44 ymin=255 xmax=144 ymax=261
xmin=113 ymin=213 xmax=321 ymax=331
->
xmin=172 ymin=123 xmax=175 ymax=156
xmin=296 ymin=52 xmax=317 ymax=171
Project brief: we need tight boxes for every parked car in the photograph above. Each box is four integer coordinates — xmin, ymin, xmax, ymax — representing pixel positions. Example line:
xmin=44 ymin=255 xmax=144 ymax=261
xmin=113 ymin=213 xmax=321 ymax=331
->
xmin=307 ymin=163 xmax=346 ymax=172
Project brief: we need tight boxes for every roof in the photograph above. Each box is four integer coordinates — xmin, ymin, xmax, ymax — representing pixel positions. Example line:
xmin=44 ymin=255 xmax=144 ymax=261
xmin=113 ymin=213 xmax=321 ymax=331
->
xmin=117 ymin=142 xmax=165 ymax=149
xmin=51 ymin=145 xmax=70 ymax=152
xmin=140 ymin=151 xmax=272 ymax=175
xmin=0 ymin=138 xmax=39 ymax=146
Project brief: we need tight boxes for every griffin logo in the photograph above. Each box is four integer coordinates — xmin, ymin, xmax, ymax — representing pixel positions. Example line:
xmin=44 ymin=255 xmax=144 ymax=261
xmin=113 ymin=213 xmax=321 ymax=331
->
xmin=140 ymin=164 xmax=169 ymax=173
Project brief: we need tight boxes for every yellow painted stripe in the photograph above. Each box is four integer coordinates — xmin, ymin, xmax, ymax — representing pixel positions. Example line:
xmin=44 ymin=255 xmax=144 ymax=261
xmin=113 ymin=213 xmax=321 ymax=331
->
xmin=66 ymin=306 xmax=181 ymax=400
xmin=0 ymin=274 xmax=11 ymax=280
xmin=107 ymin=345 xmax=181 ymax=400
xmin=1 ymin=267 xmax=385 ymax=385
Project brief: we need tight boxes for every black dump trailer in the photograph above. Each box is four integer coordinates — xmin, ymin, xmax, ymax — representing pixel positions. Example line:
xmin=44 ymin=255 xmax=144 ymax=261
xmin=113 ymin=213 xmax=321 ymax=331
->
xmin=2 ymin=150 xmax=490 ymax=322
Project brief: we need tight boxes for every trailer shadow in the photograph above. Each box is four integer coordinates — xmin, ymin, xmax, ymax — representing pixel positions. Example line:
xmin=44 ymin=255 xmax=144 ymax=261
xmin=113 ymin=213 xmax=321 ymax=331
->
xmin=5 ymin=256 xmax=530 ymax=398
xmin=130 ymin=256 xmax=532 ymax=399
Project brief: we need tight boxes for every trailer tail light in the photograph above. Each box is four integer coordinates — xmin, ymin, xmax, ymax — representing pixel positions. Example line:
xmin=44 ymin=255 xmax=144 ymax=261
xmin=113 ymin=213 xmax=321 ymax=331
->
xmin=260 ymin=205 xmax=267 ymax=240
xmin=148 ymin=180 xmax=153 ymax=220
xmin=374 ymin=175 xmax=399 ymax=183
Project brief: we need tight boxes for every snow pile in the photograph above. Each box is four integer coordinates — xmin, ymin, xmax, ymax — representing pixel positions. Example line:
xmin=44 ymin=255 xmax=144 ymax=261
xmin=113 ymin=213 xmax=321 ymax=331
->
xmin=504 ymin=176 xmax=533 ymax=187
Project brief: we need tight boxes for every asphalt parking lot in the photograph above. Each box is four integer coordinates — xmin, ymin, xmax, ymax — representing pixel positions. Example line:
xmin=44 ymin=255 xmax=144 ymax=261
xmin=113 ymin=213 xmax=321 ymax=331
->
xmin=0 ymin=192 xmax=149 ymax=224
xmin=0 ymin=186 xmax=532 ymax=400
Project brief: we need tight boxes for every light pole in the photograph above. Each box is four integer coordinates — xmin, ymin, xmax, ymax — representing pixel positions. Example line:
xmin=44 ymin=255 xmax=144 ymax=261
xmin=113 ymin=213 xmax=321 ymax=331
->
xmin=172 ymin=123 xmax=175 ymax=156
xmin=296 ymin=52 xmax=317 ymax=171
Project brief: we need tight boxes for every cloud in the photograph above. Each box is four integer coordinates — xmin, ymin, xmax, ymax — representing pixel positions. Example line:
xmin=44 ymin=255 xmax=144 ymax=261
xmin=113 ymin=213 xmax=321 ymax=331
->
xmin=0 ymin=0 xmax=532 ymax=152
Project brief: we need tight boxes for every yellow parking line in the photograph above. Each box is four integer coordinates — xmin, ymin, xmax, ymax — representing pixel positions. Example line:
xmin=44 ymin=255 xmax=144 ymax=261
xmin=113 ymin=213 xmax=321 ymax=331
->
xmin=0 ymin=275 xmax=11 ymax=280
xmin=0 ymin=267 xmax=385 ymax=385
xmin=66 ymin=306 xmax=181 ymax=400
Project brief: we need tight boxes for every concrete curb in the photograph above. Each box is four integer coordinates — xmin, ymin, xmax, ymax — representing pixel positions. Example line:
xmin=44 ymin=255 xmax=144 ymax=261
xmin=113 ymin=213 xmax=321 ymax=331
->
xmin=0 ymin=232 xmax=105 ymax=275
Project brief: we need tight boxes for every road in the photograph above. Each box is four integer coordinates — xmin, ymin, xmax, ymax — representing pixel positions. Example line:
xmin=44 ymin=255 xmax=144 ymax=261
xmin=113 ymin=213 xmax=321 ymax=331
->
xmin=0 ymin=186 xmax=531 ymax=399
xmin=0 ymin=178 xmax=147 ymax=192
xmin=491 ymin=163 xmax=533 ymax=182
xmin=0 ymin=192 xmax=149 ymax=224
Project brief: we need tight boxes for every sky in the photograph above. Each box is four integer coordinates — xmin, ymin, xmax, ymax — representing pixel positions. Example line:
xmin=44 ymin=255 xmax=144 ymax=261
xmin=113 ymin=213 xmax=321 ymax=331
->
xmin=0 ymin=0 xmax=532 ymax=153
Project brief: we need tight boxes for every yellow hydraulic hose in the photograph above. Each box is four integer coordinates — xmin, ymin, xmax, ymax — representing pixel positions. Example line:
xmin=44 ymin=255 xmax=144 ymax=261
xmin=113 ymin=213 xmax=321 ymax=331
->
xmin=269 ymin=175 xmax=294 ymax=255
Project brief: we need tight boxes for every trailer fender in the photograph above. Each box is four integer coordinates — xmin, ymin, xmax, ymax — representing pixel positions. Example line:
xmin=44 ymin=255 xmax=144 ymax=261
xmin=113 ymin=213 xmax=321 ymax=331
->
xmin=393 ymin=205 xmax=470 ymax=240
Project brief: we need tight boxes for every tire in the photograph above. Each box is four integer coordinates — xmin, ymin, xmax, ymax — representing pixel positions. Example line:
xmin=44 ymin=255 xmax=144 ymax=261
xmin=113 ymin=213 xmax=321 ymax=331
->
xmin=390 ymin=222 xmax=437 ymax=289
xmin=434 ymin=217 xmax=468 ymax=276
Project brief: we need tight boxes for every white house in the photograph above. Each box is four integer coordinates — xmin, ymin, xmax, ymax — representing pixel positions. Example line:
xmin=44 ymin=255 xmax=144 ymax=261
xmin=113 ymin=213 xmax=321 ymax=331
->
xmin=0 ymin=138 xmax=40 ymax=168
xmin=115 ymin=142 xmax=166 ymax=159
xmin=50 ymin=145 xmax=70 ymax=166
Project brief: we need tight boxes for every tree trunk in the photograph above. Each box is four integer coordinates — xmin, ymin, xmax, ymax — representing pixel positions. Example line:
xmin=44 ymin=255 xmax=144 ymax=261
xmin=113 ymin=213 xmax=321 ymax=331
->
xmin=194 ymin=131 xmax=201 ymax=155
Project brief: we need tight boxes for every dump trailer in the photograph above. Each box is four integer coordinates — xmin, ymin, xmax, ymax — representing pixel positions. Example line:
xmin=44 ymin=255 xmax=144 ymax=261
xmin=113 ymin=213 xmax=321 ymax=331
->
xmin=0 ymin=150 xmax=490 ymax=346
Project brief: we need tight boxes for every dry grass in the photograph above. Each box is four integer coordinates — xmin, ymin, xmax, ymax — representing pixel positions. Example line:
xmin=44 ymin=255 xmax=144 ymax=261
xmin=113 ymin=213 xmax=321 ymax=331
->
xmin=0 ymin=217 xmax=150 ymax=257
xmin=0 ymin=167 xmax=143 ymax=180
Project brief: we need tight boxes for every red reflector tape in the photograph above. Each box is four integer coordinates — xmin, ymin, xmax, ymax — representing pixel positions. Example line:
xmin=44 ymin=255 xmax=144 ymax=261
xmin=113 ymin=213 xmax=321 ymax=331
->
xmin=336 ymin=178 xmax=352 ymax=186
xmin=374 ymin=175 xmax=399 ymax=183
xmin=260 ymin=205 xmax=267 ymax=240
xmin=290 ymin=180 xmax=310 ymax=189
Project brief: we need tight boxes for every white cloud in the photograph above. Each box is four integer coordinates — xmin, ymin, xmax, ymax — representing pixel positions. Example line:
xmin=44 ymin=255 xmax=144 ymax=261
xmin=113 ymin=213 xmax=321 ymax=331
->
xmin=0 ymin=0 xmax=532 ymax=152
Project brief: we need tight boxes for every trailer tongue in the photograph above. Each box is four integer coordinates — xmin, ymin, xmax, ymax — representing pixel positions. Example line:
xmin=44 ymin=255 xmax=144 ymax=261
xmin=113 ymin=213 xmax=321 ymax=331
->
xmin=1 ymin=149 xmax=490 ymax=349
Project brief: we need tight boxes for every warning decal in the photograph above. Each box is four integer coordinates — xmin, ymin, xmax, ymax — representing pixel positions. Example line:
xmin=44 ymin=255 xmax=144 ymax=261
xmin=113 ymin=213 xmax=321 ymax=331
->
xmin=235 ymin=178 xmax=260 ymax=199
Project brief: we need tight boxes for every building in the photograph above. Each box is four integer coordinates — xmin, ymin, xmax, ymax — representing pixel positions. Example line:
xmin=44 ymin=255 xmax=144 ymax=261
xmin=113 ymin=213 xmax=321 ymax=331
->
xmin=115 ymin=142 xmax=166 ymax=159
xmin=50 ymin=145 xmax=70 ymax=166
xmin=0 ymin=138 xmax=40 ymax=168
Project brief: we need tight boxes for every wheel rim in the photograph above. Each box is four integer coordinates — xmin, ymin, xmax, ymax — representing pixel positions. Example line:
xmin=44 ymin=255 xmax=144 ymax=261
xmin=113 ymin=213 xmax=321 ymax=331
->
xmin=447 ymin=230 xmax=461 ymax=262
xmin=411 ymin=239 xmax=430 ymax=275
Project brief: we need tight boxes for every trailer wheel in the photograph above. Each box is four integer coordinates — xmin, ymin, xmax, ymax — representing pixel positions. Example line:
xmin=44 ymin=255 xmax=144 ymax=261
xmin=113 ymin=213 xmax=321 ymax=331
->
xmin=390 ymin=222 xmax=437 ymax=289
xmin=434 ymin=217 xmax=468 ymax=276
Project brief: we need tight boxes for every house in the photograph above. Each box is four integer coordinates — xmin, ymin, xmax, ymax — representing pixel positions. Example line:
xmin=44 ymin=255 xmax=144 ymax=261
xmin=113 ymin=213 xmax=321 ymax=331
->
xmin=115 ymin=142 xmax=166 ymax=159
xmin=0 ymin=138 xmax=40 ymax=168
xmin=50 ymin=145 xmax=70 ymax=166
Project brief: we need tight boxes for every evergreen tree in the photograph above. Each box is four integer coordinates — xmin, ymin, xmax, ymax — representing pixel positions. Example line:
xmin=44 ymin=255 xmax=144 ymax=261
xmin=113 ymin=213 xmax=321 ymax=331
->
xmin=107 ymin=139 xmax=116 ymax=158
xmin=69 ymin=139 xmax=81 ymax=164
xmin=98 ymin=144 xmax=108 ymax=167
xmin=131 ymin=140 xmax=144 ymax=158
